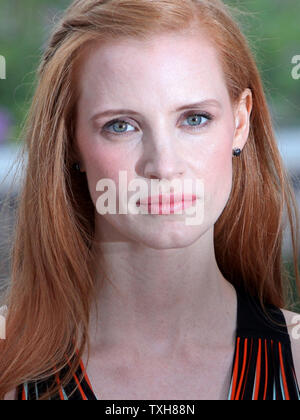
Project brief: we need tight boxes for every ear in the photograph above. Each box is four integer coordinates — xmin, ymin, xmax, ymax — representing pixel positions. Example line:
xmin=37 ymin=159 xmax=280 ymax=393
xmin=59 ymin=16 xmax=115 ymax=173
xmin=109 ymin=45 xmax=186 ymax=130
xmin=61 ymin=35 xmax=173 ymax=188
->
xmin=233 ymin=88 xmax=253 ymax=151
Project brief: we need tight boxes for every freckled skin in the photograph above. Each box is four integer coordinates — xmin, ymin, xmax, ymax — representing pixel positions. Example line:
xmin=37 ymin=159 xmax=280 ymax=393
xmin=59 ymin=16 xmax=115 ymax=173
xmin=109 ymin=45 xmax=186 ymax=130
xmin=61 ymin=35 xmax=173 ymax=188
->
xmin=75 ymin=32 xmax=251 ymax=249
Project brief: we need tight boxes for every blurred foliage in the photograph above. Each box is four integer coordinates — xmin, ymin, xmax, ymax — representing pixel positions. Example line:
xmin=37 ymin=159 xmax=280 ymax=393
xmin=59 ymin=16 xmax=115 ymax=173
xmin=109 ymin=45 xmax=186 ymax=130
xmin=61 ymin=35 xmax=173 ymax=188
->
xmin=0 ymin=0 xmax=70 ymax=143
xmin=0 ymin=0 xmax=299 ymax=144
xmin=227 ymin=0 xmax=300 ymax=127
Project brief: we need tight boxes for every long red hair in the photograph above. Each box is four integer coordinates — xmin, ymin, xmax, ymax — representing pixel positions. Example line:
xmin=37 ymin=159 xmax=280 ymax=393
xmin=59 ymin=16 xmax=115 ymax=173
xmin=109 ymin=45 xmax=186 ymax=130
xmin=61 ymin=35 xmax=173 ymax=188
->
xmin=0 ymin=0 xmax=299 ymax=400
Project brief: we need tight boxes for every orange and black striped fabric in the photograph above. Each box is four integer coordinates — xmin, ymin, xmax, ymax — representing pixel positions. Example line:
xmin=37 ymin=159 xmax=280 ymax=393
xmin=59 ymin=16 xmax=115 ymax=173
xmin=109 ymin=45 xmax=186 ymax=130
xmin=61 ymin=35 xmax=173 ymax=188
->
xmin=228 ymin=287 xmax=300 ymax=400
xmin=17 ymin=285 xmax=300 ymax=400
xmin=17 ymin=357 xmax=98 ymax=401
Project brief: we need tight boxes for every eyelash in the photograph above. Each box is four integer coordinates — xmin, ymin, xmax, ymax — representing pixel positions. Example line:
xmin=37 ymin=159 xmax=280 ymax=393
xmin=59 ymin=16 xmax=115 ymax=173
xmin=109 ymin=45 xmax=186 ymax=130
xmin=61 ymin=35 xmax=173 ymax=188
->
xmin=101 ymin=111 xmax=213 ymax=137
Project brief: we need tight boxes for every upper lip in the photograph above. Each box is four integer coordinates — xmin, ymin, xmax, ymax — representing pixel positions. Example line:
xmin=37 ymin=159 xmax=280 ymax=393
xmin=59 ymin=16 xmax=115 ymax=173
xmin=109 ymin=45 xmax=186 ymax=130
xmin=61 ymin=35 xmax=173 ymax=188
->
xmin=137 ymin=193 xmax=197 ymax=205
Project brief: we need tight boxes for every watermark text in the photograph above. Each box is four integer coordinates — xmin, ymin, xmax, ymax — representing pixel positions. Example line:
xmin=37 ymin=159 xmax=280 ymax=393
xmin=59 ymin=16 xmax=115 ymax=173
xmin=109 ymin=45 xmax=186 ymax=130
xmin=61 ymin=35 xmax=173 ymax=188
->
xmin=292 ymin=314 xmax=300 ymax=340
xmin=0 ymin=305 xmax=7 ymax=339
xmin=0 ymin=55 xmax=6 ymax=80
xmin=95 ymin=171 xmax=205 ymax=226
xmin=291 ymin=55 xmax=300 ymax=80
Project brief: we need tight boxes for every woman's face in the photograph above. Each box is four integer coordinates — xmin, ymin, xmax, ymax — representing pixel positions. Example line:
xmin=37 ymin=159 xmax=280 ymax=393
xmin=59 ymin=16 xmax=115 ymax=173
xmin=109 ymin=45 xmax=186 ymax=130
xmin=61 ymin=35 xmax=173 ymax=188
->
xmin=75 ymin=31 xmax=252 ymax=249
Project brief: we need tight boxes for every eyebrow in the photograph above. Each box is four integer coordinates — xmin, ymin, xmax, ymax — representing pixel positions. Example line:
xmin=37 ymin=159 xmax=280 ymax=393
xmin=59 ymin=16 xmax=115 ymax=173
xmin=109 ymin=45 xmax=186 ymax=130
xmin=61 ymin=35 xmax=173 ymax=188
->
xmin=89 ymin=99 xmax=222 ymax=122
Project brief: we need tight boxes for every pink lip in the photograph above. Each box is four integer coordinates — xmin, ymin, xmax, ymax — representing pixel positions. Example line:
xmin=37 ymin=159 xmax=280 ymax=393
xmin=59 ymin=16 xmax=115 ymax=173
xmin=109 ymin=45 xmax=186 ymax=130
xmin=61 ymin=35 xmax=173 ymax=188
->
xmin=137 ymin=193 xmax=197 ymax=206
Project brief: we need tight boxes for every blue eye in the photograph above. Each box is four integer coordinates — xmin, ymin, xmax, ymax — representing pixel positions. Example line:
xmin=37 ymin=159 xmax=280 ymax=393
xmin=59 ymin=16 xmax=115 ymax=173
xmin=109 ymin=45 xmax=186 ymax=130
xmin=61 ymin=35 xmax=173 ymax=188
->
xmin=102 ymin=111 xmax=213 ymax=136
xmin=103 ymin=120 xmax=135 ymax=135
xmin=182 ymin=112 xmax=212 ymax=130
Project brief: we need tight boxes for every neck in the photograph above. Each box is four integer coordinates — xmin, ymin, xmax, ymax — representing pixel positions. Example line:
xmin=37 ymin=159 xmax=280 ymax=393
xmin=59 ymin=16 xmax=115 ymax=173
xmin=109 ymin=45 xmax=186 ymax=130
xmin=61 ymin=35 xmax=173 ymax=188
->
xmin=88 ymin=227 xmax=237 ymax=361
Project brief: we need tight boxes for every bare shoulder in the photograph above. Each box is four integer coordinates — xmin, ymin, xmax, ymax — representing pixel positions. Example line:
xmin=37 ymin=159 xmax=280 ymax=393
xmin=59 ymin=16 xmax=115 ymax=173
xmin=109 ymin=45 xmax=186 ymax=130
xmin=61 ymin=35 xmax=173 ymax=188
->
xmin=281 ymin=308 xmax=300 ymax=383
xmin=4 ymin=388 xmax=17 ymax=400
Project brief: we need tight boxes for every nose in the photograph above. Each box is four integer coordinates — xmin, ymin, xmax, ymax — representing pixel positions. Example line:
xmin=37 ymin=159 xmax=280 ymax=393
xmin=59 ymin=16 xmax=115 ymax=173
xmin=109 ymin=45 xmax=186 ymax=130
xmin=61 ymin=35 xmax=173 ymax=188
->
xmin=141 ymin=140 xmax=186 ymax=181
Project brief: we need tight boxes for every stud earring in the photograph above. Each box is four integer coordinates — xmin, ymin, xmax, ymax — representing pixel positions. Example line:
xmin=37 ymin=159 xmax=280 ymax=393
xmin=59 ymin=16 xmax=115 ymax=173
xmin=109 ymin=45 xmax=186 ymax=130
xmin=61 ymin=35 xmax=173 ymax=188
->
xmin=72 ymin=162 xmax=81 ymax=172
xmin=232 ymin=148 xmax=242 ymax=157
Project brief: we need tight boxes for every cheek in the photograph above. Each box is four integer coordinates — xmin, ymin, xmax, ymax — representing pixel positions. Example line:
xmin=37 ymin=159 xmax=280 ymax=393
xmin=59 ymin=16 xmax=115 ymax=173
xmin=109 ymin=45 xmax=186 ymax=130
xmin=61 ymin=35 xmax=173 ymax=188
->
xmin=205 ymin=147 xmax=233 ymax=224
xmin=193 ymin=124 xmax=234 ymax=220
xmin=205 ymin=147 xmax=233 ymax=195
xmin=82 ymin=145 xmax=135 ymax=206
xmin=204 ymin=129 xmax=233 ymax=175
xmin=193 ymin=120 xmax=234 ymax=180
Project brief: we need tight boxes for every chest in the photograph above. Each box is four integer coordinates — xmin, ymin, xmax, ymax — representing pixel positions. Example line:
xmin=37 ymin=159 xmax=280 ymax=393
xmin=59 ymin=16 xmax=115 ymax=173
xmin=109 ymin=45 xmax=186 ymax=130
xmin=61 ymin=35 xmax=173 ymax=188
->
xmin=82 ymin=346 xmax=235 ymax=400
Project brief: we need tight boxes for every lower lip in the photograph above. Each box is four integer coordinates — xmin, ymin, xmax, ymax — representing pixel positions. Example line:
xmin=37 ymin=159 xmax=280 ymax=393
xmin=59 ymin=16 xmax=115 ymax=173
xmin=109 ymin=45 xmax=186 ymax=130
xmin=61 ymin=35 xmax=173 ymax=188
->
xmin=138 ymin=199 xmax=197 ymax=215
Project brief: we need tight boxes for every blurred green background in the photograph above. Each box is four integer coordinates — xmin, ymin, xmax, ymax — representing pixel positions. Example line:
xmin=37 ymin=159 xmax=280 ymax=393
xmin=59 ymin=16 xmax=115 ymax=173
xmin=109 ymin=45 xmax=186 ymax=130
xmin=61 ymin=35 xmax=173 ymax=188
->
xmin=0 ymin=0 xmax=71 ymax=143
xmin=0 ymin=0 xmax=299 ymax=308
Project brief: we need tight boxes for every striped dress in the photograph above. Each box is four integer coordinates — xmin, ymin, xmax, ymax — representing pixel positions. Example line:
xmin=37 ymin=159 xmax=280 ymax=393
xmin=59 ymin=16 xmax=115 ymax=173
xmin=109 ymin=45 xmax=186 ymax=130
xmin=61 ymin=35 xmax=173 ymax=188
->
xmin=17 ymin=285 xmax=300 ymax=400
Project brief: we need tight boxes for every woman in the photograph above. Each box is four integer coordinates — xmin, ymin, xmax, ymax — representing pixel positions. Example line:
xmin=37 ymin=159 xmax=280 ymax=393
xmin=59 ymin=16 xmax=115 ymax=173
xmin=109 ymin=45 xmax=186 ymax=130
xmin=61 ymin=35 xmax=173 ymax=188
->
xmin=1 ymin=0 xmax=300 ymax=400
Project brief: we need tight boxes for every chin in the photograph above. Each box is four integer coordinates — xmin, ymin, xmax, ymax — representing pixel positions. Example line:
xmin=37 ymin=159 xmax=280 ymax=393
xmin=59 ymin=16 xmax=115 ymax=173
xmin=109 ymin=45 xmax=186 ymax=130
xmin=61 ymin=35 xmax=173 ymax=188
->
xmin=131 ymin=224 xmax=207 ymax=250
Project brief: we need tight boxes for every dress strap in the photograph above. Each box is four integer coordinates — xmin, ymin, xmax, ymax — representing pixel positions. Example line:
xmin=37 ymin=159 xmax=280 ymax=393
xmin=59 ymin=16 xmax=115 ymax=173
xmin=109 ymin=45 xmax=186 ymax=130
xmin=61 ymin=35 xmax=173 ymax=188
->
xmin=234 ymin=286 xmax=290 ymax=341
xmin=228 ymin=285 xmax=300 ymax=400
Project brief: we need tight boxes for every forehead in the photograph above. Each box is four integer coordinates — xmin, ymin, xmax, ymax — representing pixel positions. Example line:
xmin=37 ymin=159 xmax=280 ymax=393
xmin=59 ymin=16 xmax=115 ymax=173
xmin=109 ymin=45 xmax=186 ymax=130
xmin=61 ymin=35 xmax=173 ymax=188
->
xmin=76 ymin=32 xmax=228 ymax=106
